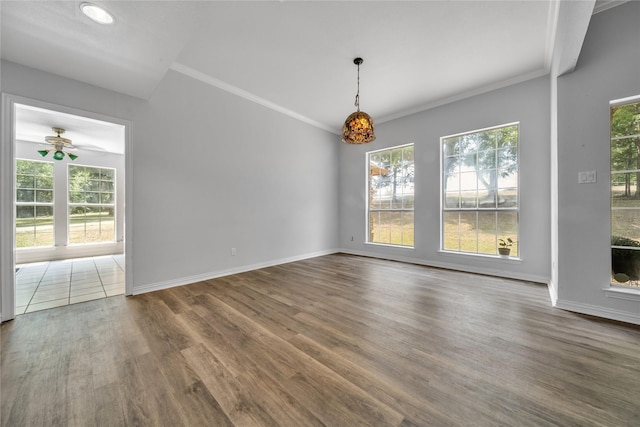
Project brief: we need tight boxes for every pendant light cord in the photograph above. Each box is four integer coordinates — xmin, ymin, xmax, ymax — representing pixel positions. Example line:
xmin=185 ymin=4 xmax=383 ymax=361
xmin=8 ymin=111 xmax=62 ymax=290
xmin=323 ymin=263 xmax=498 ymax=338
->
xmin=355 ymin=62 xmax=361 ymax=111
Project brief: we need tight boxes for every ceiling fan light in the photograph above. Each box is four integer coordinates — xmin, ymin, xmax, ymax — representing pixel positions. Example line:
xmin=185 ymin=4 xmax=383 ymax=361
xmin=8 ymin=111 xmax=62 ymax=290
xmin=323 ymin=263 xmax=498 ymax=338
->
xmin=40 ymin=127 xmax=79 ymax=160
xmin=80 ymin=3 xmax=114 ymax=25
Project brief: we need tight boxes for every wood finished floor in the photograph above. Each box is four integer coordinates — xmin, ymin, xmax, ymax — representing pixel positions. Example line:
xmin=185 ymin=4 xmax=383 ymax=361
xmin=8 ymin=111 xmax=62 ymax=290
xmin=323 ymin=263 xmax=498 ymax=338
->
xmin=2 ymin=253 xmax=639 ymax=426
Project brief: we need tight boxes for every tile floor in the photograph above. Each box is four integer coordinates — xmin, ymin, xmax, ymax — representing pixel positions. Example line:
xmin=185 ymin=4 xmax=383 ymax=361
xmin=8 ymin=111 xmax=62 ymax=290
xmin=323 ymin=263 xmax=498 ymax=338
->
xmin=15 ymin=254 xmax=125 ymax=315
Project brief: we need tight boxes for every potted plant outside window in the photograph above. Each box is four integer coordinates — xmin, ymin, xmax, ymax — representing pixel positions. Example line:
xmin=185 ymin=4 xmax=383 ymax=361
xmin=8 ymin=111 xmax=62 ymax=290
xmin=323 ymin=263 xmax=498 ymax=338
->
xmin=498 ymin=238 xmax=514 ymax=256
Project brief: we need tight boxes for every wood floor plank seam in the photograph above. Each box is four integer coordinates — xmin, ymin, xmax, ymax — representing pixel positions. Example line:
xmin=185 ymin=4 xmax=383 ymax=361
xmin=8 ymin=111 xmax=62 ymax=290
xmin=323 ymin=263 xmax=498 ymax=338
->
xmin=188 ymin=285 xmax=406 ymax=426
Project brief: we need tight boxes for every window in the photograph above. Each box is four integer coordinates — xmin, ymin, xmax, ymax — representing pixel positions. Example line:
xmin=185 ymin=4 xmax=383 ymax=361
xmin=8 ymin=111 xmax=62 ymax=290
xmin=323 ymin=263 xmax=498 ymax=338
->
xmin=15 ymin=160 xmax=54 ymax=248
xmin=68 ymin=165 xmax=116 ymax=244
xmin=441 ymin=123 xmax=519 ymax=256
xmin=367 ymin=144 xmax=414 ymax=246
xmin=610 ymin=98 xmax=640 ymax=287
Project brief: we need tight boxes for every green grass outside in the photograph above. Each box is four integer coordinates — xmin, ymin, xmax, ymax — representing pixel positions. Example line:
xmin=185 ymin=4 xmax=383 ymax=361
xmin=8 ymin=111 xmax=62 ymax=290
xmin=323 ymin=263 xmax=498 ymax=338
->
xmin=611 ymin=187 xmax=640 ymax=243
xmin=16 ymin=214 xmax=115 ymax=248
xmin=16 ymin=212 xmax=113 ymax=227
xmin=369 ymin=210 xmax=518 ymax=255
xmin=369 ymin=212 xmax=518 ymax=256
xmin=369 ymin=211 xmax=414 ymax=247
xmin=443 ymin=211 xmax=518 ymax=256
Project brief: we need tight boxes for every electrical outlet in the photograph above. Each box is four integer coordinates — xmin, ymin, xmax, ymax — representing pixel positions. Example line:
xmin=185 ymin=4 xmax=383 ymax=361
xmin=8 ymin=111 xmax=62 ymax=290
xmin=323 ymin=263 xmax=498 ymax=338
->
xmin=231 ymin=248 xmax=236 ymax=256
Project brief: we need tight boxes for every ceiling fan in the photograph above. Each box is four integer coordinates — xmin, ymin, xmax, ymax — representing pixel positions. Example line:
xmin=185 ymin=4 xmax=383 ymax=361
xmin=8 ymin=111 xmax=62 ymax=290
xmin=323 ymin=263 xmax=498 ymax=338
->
xmin=38 ymin=127 xmax=78 ymax=161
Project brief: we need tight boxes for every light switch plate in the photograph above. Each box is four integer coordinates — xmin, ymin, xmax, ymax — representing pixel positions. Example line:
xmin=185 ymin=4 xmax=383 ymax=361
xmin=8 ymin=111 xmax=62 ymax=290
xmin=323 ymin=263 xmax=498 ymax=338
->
xmin=578 ymin=170 xmax=597 ymax=184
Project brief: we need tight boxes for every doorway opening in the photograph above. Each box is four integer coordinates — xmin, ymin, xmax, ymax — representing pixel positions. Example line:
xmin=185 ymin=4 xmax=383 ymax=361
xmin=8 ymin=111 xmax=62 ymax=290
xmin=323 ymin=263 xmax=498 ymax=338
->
xmin=1 ymin=95 xmax=131 ymax=320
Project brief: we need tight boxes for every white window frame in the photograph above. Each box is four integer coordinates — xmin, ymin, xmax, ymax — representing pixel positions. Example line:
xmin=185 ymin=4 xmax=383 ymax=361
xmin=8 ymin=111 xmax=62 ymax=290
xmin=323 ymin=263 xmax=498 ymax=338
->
xmin=67 ymin=164 xmax=116 ymax=245
xmin=609 ymin=95 xmax=640 ymax=289
xmin=440 ymin=122 xmax=520 ymax=257
xmin=15 ymin=159 xmax=55 ymax=248
xmin=366 ymin=143 xmax=415 ymax=248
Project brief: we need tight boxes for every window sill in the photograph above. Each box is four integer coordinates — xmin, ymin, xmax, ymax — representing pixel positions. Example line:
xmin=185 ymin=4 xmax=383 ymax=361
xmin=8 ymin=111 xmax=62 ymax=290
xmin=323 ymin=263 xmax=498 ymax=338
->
xmin=17 ymin=242 xmax=119 ymax=251
xmin=364 ymin=242 xmax=415 ymax=250
xmin=438 ymin=249 xmax=522 ymax=262
xmin=16 ymin=246 xmax=55 ymax=251
xmin=604 ymin=285 xmax=640 ymax=301
xmin=68 ymin=241 xmax=119 ymax=247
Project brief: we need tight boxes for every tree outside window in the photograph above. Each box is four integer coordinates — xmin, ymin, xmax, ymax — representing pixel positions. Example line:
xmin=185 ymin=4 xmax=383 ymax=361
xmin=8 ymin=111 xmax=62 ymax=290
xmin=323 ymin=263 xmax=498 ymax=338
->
xmin=611 ymin=98 xmax=640 ymax=287
xmin=68 ymin=165 xmax=116 ymax=244
xmin=442 ymin=123 xmax=519 ymax=256
xmin=15 ymin=160 xmax=54 ymax=248
xmin=368 ymin=144 xmax=414 ymax=247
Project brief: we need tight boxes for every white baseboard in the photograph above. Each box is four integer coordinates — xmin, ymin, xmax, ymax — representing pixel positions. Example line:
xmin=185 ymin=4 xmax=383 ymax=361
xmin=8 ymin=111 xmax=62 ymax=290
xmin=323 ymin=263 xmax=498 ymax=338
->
xmin=340 ymin=248 xmax=549 ymax=284
xmin=132 ymin=248 xmax=339 ymax=295
xmin=112 ymin=249 xmax=640 ymax=327
xmin=555 ymin=298 xmax=640 ymax=325
xmin=548 ymin=279 xmax=558 ymax=306
xmin=16 ymin=243 xmax=124 ymax=264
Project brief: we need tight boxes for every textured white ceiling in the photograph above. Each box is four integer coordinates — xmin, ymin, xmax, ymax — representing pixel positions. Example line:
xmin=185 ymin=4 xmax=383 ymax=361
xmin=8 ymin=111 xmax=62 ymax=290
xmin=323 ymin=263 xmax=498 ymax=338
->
xmin=2 ymin=1 xmax=603 ymax=144
xmin=173 ymin=1 xmax=552 ymax=131
xmin=1 ymin=1 xmax=210 ymax=99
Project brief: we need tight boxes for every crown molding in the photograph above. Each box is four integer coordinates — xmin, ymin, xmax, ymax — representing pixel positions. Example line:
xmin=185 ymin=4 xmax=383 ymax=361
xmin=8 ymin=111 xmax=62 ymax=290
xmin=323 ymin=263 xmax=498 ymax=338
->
xmin=376 ymin=68 xmax=549 ymax=125
xmin=169 ymin=62 xmax=336 ymax=135
xmin=593 ymin=0 xmax=628 ymax=14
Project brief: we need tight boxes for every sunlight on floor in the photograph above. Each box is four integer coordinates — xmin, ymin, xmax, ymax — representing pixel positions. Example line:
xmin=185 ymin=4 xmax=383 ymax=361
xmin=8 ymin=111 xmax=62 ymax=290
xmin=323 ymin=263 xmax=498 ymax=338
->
xmin=15 ymin=254 xmax=125 ymax=315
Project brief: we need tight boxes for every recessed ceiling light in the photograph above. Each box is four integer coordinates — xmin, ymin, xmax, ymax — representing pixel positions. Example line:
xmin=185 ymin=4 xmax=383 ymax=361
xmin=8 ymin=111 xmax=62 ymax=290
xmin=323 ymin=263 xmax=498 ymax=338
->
xmin=80 ymin=2 xmax=114 ymax=25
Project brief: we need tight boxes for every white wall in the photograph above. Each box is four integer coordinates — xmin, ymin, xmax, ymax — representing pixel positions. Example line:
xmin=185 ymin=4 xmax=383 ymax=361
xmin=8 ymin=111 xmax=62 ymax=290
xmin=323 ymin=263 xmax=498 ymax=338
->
xmin=14 ymin=140 xmax=125 ymax=263
xmin=555 ymin=2 xmax=640 ymax=324
xmin=1 ymin=60 xmax=339 ymax=302
xmin=131 ymin=70 xmax=339 ymax=291
xmin=3 ymin=1 xmax=638 ymax=325
xmin=339 ymin=76 xmax=551 ymax=283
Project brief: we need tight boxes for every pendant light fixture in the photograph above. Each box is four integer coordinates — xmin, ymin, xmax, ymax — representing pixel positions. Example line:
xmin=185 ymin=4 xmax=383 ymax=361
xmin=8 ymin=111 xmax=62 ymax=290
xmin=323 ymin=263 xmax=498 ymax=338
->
xmin=38 ymin=127 xmax=78 ymax=161
xmin=342 ymin=57 xmax=375 ymax=144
